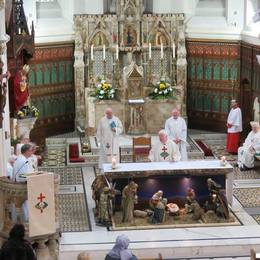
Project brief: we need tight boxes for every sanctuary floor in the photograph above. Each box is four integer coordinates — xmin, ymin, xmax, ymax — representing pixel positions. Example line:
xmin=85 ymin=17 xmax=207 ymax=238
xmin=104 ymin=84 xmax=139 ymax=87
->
xmin=43 ymin=131 xmax=260 ymax=260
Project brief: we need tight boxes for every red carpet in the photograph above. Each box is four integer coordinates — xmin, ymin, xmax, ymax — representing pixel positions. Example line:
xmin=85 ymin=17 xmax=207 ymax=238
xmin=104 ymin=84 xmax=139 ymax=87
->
xmin=195 ymin=139 xmax=214 ymax=157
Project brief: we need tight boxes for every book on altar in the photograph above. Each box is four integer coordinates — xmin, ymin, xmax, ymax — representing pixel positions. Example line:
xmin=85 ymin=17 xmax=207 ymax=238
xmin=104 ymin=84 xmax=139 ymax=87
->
xmin=27 ymin=172 xmax=56 ymax=237
xmin=110 ymin=121 xmax=116 ymax=129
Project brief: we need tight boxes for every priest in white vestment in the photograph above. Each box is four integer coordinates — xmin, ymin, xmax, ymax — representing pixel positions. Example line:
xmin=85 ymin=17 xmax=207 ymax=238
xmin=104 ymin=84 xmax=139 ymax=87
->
xmin=149 ymin=130 xmax=181 ymax=162
xmin=226 ymin=99 xmax=242 ymax=154
xmin=165 ymin=108 xmax=188 ymax=160
xmin=97 ymin=108 xmax=123 ymax=170
xmin=238 ymin=121 xmax=260 ymax=170
xmin=13 ymin=143 xmax=35 ymax=222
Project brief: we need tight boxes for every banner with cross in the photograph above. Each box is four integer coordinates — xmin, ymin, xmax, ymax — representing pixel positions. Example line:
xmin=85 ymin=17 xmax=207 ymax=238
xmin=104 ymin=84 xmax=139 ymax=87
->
xmin=27 ymin=172 xmax=56 ymax=237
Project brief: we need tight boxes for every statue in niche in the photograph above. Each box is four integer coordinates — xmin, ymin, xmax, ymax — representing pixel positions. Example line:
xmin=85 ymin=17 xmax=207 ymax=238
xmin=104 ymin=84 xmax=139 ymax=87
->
xmin=92 ymin=32 xmax=107 ymax=47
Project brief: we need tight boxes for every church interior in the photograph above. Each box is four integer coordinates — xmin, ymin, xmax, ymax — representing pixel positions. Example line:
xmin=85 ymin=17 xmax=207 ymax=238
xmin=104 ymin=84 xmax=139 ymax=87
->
xmin=0 ymin=0 xmax=260 ymax=259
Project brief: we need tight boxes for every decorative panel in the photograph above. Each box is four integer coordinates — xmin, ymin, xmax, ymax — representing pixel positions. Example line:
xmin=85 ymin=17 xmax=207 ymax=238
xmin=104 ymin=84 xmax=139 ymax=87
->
xmin=186 ymin=39 xmax=241 ymax=132
xmin=28 ymin=43 xmax=75 ymax=144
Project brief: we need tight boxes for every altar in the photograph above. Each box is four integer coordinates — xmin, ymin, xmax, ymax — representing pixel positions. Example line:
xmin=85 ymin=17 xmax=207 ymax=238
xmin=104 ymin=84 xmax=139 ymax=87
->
xmin=103 ymin=160 xmax=233 ymax=206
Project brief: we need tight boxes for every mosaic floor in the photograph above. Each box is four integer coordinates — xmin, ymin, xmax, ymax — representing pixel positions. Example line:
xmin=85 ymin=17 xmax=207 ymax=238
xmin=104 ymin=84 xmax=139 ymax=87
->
xmin=39 ymin=166 xmax=83 ymax=185
xmin=59 ymin=193 xmax=90 ymax=232
xmin=233 ymin=188 xmax=260 ymax=208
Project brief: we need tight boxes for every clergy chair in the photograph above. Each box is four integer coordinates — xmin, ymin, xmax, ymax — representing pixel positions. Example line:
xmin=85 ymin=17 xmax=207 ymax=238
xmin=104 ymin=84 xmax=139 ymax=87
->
xmin=68 ymin=143 xmax=85 ymax=163
xmin=132 ymin=136 xmax=151 ymax=162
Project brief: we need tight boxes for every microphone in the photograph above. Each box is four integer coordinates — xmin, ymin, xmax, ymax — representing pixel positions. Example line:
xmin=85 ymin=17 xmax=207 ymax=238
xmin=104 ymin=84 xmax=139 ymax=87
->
xmin=14 ymin=161 xmax=29 ymax=182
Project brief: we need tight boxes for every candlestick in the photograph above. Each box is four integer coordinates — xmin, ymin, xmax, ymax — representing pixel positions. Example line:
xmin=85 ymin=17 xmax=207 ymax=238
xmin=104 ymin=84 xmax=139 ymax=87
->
xmin=220 ymin=156 xmax=227 ymax=166
xmin=172 ymin=42 xmax=175 ymax=59
xmin=103 ymin=44 xmax=106 ymax=60
xmin=160 ymin=42 xmax=163 ymax=59
xmin=111 ymin=157 xmax=117 ymax=169
xmin=149 ymin=42 xmax=152 ymax=60
xmin=91 ymin=44 xmax=94 ymax=60
xmin=116 ymin=44 xmax=119 ymax=60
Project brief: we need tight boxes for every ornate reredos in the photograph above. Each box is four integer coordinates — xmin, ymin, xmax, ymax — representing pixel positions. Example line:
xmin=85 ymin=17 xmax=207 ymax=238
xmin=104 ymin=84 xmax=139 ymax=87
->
xmin=73 ymin=0 xmax=187 ymax=128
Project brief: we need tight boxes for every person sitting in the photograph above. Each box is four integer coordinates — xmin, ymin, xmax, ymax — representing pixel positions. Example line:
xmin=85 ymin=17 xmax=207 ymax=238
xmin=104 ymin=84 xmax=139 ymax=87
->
xmin=105 ymin=234 xmax=138 ymax=260
xmin=148 ymin=129 xmax=181 ymax=162
xmin=237 ymin=121 xmax=260 ymax=171
xmin=6 ymin=154 xmax=17 ymax=180
xmin=0 ymin=223 xmax=36 ymax=260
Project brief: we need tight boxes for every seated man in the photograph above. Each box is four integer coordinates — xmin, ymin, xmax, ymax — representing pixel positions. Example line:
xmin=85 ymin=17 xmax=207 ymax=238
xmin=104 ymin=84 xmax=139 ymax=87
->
xmin=238 ymin=121 xmax=260 ymax=171
xmin=149 ymin=129 xmax=181 ymax=162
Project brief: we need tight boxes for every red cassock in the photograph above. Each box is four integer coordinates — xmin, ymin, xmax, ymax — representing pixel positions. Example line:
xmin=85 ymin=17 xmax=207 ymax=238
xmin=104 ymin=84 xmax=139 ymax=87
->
xmin=226 ymin=132 xmax=240 ymax=153
xmin=14 ymin=71 xmax=29 ymax=111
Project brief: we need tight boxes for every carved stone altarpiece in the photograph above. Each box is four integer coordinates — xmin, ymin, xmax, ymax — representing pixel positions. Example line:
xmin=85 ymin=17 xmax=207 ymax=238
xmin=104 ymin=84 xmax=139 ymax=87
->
xmin=74 ymin=0 xmax=187 ymax=134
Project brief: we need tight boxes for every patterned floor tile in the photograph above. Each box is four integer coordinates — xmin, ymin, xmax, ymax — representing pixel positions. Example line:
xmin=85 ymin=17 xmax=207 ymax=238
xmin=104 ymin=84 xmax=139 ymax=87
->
xmin=39 ymin=167 xmax=83 ymax=185
xmin=58 ymin=193 xmax=90 ymax=232
xmin=234 ymin=188 xmax=260 ymax=208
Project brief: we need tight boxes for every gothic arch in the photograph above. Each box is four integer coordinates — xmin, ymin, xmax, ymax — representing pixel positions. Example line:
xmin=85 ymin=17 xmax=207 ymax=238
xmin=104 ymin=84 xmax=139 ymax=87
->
xmin=88 ymin=30 xmax=110 ymax=47
xmin=148 ymin=20 xmax=171 ymax=46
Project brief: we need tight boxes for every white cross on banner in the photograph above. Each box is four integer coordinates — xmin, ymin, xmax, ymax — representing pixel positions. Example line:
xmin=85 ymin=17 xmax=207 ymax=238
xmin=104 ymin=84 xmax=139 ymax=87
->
xmin=27 ymin=172 xmax=56 ymax=237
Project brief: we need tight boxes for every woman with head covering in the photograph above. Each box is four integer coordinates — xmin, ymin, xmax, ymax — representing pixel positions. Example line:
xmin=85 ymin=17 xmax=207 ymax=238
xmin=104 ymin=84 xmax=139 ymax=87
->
xmin=105 ymin=234 xmax=138 ymax=260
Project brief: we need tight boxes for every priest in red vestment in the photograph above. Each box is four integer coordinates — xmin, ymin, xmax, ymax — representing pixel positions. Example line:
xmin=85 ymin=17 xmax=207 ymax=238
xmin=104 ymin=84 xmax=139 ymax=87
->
xmin=226 ymin=99 xmax=242 ymax=154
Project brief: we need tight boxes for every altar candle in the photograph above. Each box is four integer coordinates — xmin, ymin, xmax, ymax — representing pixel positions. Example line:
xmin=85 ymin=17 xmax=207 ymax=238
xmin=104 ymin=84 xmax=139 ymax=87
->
xmin=103 ymin=44 xmax=106 ymax=60
xmin=148 ymin=42 xmax=152 ymax=60
xmin=160 ymin=42 xmax=163 ymax=59
xmin=116 ymin=44 xmax=119 ymax=60
xmin=172 ymin=42 xmax=175 ymax=59
xmin=220 ymin=156 xmax=227 ymax=166
xmin=91 ymin=44 xmax=94 ymax=60
xmin=112 ymin=157 xmax=116 ymax=169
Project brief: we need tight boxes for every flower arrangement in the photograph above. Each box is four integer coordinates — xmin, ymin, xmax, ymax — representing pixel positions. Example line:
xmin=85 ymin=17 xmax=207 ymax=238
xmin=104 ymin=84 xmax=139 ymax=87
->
xmin=93 ymin=79 xmax=116 ymax=100
xmin=16 ymin=105 xmax=40 ymax=119
xmin=149 ymin=78 xmax=176 ymax=100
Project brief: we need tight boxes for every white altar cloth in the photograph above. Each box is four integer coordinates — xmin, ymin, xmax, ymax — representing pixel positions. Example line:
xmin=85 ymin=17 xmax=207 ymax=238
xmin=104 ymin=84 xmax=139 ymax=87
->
xmin=103 ymin=160 xmax=232 ymax=173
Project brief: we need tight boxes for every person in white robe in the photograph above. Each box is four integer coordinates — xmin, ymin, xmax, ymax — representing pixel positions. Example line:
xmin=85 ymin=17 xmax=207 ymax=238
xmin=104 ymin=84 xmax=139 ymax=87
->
xmin=165 ymin=108 xmax=188 ymax=160
xmin=28 ymin=143 xmax=41 ymax=171
xmin=226 ymin=99 xmax=242 ymax=154
xmin=16 ymin=133 xmax=30 ymax=156
xmin=149 ymin=130 xmax=181 ymax=162
xmin=96 ymin=108 xmax=123 ymax=170
xmin=6 ymin=155 xmax=17 ymax=180
xmin=13 ymin=144 xmax=35 ymax=222
xmin=238 ymin=121 xmax=260 ymax=170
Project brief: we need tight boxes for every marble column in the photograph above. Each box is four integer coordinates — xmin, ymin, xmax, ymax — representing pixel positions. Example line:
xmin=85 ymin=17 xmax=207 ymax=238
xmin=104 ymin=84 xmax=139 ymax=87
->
xmin=0 ymin=0 xmax=11 ymax=177
xmin=74 ymin=35 xmax=86 ymax=130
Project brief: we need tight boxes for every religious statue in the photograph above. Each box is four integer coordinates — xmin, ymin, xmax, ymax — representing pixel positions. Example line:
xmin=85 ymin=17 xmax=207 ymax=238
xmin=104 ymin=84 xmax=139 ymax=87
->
xmin=184 ymin=188 xmax=201 ymax=220
xmin=204 ymin=178 xmax=229 ymax=219
xmin=98 ymin=186 xmax=113 ymax=226
xmin=121 ymin=181 xmax=138 ymax=223
xmin=91 ymin=175 xmax=107 ymax=216
xmin=14 ymin=64 xmax=30 ymax=111
xmin=149 ymin=190 xmax=167 ymax=224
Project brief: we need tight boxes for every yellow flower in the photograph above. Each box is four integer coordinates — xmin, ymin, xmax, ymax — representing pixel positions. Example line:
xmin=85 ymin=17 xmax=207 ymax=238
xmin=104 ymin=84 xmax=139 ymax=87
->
xmin=35 ymin=112 xmax=39 ymax=117
xmin=17 ymin=111 xmax=25 ymax=118
xmin=159 ymin=83 xmax=166 ymax=90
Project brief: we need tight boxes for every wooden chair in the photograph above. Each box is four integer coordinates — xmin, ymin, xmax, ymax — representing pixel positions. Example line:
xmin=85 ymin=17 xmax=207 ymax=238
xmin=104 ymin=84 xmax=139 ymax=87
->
xmin=132 ymin=136 xmax=151 ymax=162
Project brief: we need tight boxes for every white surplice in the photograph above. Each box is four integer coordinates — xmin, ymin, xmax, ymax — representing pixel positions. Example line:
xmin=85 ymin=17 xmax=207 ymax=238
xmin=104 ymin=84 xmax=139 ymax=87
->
xmin=149 ymin=139 xmax=181 ymax=162
xmin=96 ymin=115 xmax=123 ymax=169
xmin=238 ymin=130 xmax=260 ymax=168
xmin=227 ymin=107 xmax=242 ymax=133
xmin=165 ymin=116 xmax=188 ymax=160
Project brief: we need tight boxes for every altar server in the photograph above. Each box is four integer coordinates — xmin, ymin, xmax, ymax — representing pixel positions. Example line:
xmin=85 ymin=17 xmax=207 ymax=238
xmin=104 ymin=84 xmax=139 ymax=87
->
xmin=226 ymin=99 xmax=242 ymax=154
xmin=149 ymin=129 xmax=181 ymax=162
xmin=238 ymin=121 xmax=260 ymax=171
xmin=165 ymin=108 xmax=188 ymax=160
xmin=97 ymin=108 xmax=123 ymax=170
